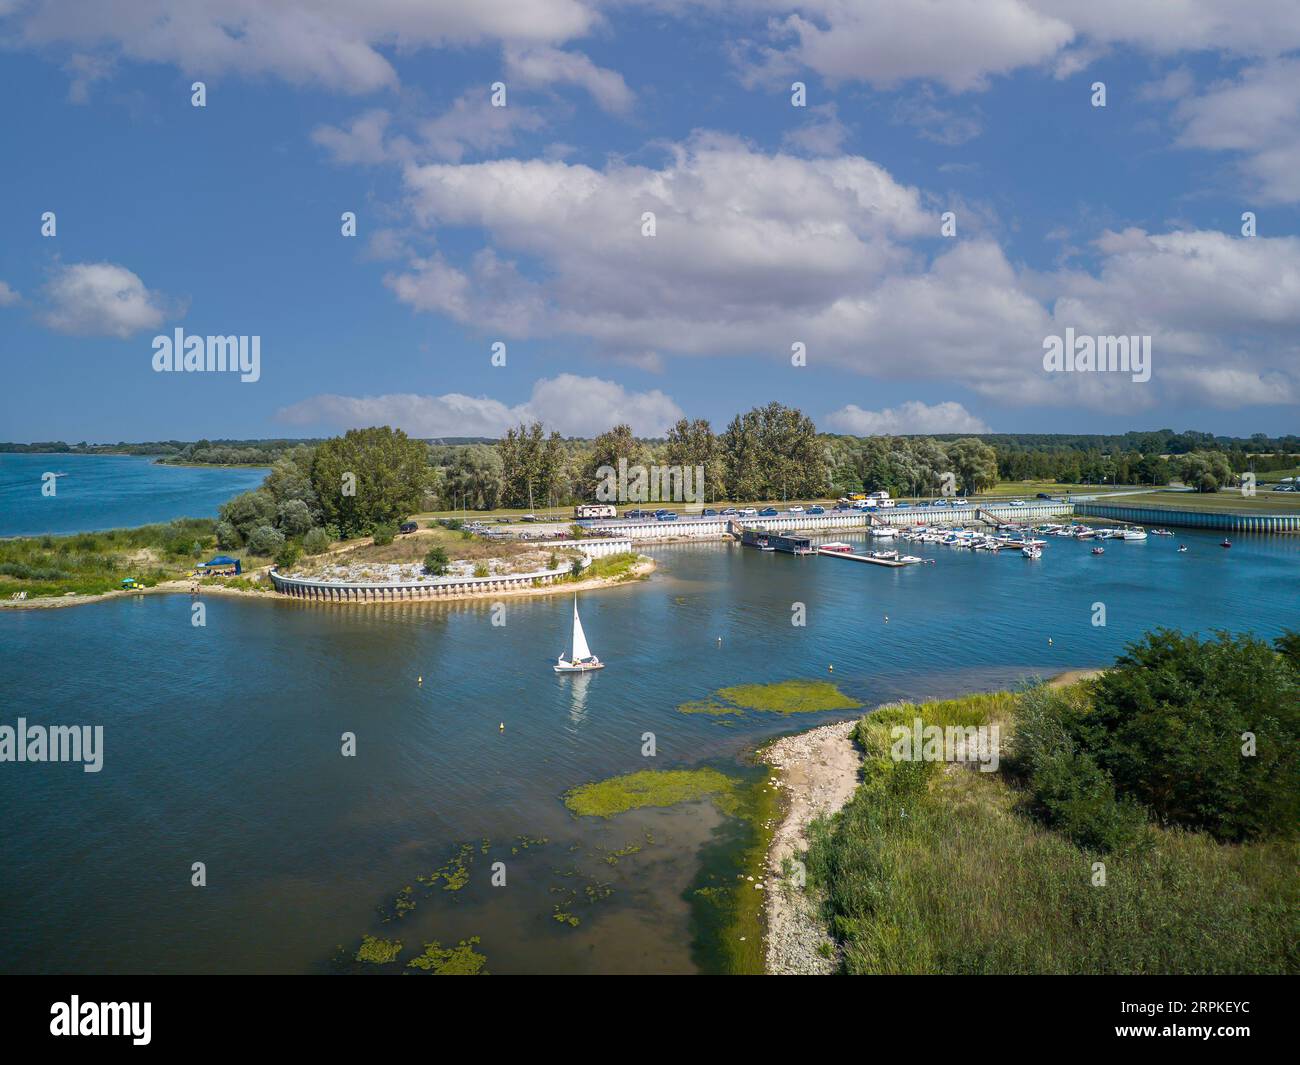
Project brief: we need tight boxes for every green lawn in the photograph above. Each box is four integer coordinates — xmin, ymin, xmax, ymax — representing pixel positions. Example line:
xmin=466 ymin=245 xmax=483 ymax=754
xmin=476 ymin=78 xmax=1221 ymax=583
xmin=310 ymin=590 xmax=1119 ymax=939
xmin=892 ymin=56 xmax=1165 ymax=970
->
xmin=1088 ymin=490 xmax=1300 ymax=514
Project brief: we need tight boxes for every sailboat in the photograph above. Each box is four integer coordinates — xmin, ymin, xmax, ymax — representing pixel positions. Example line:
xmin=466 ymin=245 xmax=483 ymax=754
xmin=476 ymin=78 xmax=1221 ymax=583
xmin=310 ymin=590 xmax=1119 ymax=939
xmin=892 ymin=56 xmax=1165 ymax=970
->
xmin=555 ymin=596 xmax=604 ymax=672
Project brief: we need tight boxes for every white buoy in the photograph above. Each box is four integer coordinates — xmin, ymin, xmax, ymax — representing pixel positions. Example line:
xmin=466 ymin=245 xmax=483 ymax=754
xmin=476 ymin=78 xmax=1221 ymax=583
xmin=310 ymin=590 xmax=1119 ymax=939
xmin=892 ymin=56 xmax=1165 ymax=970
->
xmin=499 ymin=722 xmax=505 ymax=732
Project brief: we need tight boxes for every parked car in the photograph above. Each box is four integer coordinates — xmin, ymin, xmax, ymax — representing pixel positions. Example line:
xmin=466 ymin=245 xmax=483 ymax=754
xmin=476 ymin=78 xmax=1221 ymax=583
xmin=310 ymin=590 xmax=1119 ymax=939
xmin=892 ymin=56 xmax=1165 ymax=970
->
xmin=1009 ymin=499 xmax=1026 ymax=506
xmin=758 ymin=506 xmax=778 ymax=516
xmin=399 ymin=521 xmax=418 ymax=534
xmin=721 ymin=507 xmax=739 ymax=516
xmin=808 ymin=505 xmax=825 ymax=515
xmin=702 ymin=508 xmax=718 ymax=516
xmin=833 ymin=503 xmax=852 ymax=511
xmin=656 ymin=511 xmax=679 ymax=521
xmin=740 ymin=507 xmax=758 ymax=517
xmin=1035 ymin=492 xmax=1053 ymax=499
xmin=789 ymin=505 xmax=805 ymax=513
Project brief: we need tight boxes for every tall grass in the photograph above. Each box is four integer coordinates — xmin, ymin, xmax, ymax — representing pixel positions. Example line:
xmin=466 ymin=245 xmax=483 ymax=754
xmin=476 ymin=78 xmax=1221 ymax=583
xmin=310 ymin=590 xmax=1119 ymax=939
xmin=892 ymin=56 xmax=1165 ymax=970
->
xmin=806 ymin=686 xmax=1299 ymax=974
xmin=0 ymin=519 xmax=217 ymax=597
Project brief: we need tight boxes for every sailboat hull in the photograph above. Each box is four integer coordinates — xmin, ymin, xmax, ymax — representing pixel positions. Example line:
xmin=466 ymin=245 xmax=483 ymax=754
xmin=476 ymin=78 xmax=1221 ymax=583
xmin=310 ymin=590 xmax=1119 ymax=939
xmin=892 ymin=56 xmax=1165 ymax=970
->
xmin=554 ymin=660 xmax=605 ymax=673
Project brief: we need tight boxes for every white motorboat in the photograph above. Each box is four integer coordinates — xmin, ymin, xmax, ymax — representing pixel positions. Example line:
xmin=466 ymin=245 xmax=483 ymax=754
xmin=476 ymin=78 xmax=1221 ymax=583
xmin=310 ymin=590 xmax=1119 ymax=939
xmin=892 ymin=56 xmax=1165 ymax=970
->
xmin=1118 ymin=528 xmax=1148 ymax=541
xmin=870 ymin=527 xmax=899 ymax=539
xmin=555 ymin=597 xmax=604 ymax=672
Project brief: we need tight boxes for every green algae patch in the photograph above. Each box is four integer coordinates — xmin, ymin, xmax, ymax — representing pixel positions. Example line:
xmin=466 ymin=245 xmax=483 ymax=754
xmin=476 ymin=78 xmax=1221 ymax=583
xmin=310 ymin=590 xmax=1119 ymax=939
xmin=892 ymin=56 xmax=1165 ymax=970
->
xmin=687 ymin=765 xmax=783 ymax=976
xmin=678 ymin=698 xmax=743 ymax=716
xmin=406 ymin=936 xmax=488 ymax=975
xmin=355 ymin=935 xmax=403 ymax=965
xmin=418 ymin=841 xmax=475 ymax=892
xmin=563 ymin=768 xmax=738 ymax=818
xmin=715 ymin=679 xmax=859 ymax=715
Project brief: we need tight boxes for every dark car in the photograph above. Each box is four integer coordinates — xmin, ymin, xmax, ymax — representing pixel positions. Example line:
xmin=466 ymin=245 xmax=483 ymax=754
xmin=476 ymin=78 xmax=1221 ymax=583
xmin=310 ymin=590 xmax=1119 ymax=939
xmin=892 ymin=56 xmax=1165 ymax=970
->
xmin=758 ymin=506 xmax=778 ymax=516
xmin=399 ymin=521 xmax=418 ymax=534
xmin=808 ymin=505 xmax=825 ymax=515
xmin=625 ymin=509 xmax=647 ymax=519
xmin=656 ymin=511 xmax=679 ymax=521
xmin=1035 ymin=492 xmax=1052 ymax=500
xmin=702 ymin=508 xmax=718 ymax=516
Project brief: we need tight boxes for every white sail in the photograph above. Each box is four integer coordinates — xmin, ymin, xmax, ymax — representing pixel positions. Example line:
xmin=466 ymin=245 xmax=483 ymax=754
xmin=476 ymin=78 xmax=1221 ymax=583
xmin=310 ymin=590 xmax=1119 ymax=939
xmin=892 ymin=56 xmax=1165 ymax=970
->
xmin=571 ymin=597 xmax=593 ymax=661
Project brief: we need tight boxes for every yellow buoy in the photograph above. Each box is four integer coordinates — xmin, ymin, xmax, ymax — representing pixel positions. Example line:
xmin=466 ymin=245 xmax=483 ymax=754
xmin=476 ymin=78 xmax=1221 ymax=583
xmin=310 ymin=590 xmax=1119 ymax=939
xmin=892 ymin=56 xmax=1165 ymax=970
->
xmin=499 ymin=722 xmax=505 ymax=732
xmin=828 ymin=664 xmax=833 ymax=672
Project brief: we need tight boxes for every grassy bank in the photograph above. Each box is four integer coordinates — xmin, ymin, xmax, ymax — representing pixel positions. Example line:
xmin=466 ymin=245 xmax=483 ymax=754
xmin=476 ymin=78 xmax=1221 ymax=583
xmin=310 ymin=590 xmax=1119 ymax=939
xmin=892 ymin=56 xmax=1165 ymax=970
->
xmin=806 ymin=677 xmax=1298 ymax=974
xmin=1084 ymin=490 xmax=1300 ymax=514
xmin=0 ymin=519 xmax=259 ymax=599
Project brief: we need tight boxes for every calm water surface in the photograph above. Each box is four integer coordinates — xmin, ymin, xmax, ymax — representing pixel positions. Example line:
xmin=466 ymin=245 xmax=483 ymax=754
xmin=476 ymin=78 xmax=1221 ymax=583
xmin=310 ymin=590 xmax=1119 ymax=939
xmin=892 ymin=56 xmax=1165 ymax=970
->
xmin=0 ymin=454 xmax=266 ymax=537
xmin=1 ymin=528 xmax=1296 ymax=973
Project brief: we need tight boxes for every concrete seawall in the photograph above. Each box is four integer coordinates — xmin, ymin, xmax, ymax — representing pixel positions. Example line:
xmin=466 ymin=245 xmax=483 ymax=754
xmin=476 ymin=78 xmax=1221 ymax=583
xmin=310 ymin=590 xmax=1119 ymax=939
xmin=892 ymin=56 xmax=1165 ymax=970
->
xmin=1075 ymin=503 xmax=1300 ymax=533
xmin=270 ymin=537 xmax=635 ymax=602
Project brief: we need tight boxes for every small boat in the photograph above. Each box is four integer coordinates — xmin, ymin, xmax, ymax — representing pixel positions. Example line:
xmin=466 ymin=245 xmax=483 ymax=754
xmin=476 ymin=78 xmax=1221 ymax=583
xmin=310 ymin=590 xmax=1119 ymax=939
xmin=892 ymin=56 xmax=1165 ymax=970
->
xmin=1022 ymin=545 xmax=1042 ymax=559
xmin=870 ymin=527 xmax=899 ymax=539
xmin=1092 ymin=546 xmax=1105 ymax=555
xmin=1177 ymin=545 xmax=1188 ymax=553
xmin=1119 ymin=528 xmax=1148 ymax=541
xmin=1220 ymin=539 xmax=1232 ymax=549
xmin=870 ymin=549 xmax=899 ymax=560
xmin=759 ymin=544 xmax=775 ymax=552
xmin=1150 ymin=528 xmax=1174 ymax=536
xmin=819 ymin=541 xmax=854 ymax=553
xmin=554 ymin=597 xmax=604 ymax=672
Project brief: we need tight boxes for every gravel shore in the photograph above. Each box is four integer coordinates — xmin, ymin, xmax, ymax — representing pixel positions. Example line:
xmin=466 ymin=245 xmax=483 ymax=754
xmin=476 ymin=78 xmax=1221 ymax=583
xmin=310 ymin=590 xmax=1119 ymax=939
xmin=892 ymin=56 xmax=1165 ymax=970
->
xmin=759 ymin=717 xmax=863 ymax=975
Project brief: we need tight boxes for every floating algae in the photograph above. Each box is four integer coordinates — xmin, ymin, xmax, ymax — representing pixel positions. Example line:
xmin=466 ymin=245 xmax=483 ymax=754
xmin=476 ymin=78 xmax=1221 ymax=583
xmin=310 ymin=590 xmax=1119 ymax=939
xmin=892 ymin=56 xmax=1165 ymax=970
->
xmin=599 ymin=841 xmax=642 ymax=865
xmin=563 ymin=768 xmax=739 ymax=818
xmin=679 ymin=679 xmax=860 ymax=717
xmin=354 ymin=935 xmax=403 ymax=965
xmin=406 ymin=936 xmax=488 ymax=975
xmin=417 ymin=841 xmax=475 ymax=892
xmin=386 ymin=885 xmax=416 ymax=920
xmin=511 ymin=834 xmax=549 ymax=855
xmin=677 ymin=698 xmax=743 ymax=716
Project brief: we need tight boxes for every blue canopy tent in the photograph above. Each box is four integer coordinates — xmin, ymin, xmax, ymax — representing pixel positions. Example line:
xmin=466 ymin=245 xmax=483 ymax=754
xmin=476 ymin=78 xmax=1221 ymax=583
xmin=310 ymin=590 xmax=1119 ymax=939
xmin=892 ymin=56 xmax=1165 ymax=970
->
xmin=199 ymin=555 xmax=242 ymax=575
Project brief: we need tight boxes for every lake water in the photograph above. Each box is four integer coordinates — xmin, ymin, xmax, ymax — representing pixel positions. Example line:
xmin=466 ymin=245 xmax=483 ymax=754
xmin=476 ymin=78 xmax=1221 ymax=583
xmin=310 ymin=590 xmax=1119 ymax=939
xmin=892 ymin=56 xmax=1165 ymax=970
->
xmin=1 ymin=527 xmax=1296 ymax=974
xmin=0 ymin=454 xmax=266 ymax=537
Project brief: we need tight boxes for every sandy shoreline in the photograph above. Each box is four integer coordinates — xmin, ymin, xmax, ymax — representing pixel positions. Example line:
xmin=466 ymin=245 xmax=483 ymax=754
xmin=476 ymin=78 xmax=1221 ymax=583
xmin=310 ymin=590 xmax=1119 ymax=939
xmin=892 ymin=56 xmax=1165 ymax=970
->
xmin=756 ymin=669 xmax=1106 ymax=975
xmin=759 ymin=717 xmax=862 ymax=975
xmin=1 ymin=558 xmax=656 ymax=611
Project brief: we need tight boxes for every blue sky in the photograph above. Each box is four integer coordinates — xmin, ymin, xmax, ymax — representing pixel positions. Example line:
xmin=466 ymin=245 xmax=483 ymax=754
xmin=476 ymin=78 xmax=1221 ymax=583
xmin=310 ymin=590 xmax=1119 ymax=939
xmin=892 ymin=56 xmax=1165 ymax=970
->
xmin=1 ymin=1 xmax=1298 ymax=443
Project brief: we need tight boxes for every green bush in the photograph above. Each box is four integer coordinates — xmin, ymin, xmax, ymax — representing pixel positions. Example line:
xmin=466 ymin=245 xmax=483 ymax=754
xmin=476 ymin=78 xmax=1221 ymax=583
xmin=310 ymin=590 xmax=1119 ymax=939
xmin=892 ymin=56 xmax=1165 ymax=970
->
xmin=245 ymin=524 xmax=285 ymax=557
xmin=424 ymin=546 xmax=450 ymax=576
xmin=275 ymin=541 xmax=302 ymax=570
xmin=371 ymin=522 xmax=397 ymax=546
xmin=302 ymin=527 xmax=332 ymax=555
xmin=1083 ymin=630 xmax=1300 ymax=842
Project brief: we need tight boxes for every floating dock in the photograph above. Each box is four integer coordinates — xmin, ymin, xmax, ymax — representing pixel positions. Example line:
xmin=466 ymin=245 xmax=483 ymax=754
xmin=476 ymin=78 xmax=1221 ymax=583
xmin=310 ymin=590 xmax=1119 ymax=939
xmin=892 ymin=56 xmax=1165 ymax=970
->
xmin=741 ymin=528 xmax=814 ymax=554
xmin=816 ymin=545 xmax=909 ymax=567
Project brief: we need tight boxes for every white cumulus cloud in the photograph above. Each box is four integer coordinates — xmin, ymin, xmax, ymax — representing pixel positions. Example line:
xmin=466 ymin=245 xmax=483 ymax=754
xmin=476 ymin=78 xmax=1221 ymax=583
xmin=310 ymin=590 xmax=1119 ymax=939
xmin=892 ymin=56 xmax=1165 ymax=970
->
xmin=276 ymin=374 xmax=683 ymax=437
xmin=39 ymin=262 xmax=176 ymax=338
xmin=825 ymin=400 xmax=991 ymax=435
